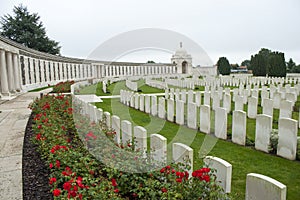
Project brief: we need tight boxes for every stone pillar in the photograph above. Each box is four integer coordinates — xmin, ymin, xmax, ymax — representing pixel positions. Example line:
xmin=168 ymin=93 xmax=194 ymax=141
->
xmin=40 ymin=60 xmax=45 ymax=83
xmin=67 ymin=63 xmax=71 ymax=80
xmin=45 ymin=61 xmax=50 ymax=82
xmin=6 ymin=51 xmax=16 ymax=93
xmin=29 ymin=58 xmax=35 ymax=84
xmin=50 ymin=62 xmax=54 ymax=81
xmin=0 ymin=49 xmax=10 ymax=96
xmin=12 ymin=53 xmax=22 ymax=91
xmin=23 ymin=56 xmax=30 ymax=85
xmin=35 ymin=59 xmax=40 ymax=83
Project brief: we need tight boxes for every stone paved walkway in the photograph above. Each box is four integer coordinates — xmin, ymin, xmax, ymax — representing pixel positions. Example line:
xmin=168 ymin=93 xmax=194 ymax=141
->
xmin=0 ymin=89 xmax=51 ymax=200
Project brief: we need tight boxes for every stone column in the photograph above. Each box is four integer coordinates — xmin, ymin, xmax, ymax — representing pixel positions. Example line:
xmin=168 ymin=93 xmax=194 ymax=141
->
xmin=29 ymin=58 xmax=35 ymax=84
xmin=6 ymin=51 xmax=16 ymax=93
xmin=57 ymin=62 xmax=61 ymax=80
xmin=0 ymin=49 xmax=10 ymax=96
xmin=13 ymin=53 xmax=22 ymax=91
xmin=35 ymin=59 xmax=40 ymax=83
xmin=40 ymin=60 xmax=45 ymax=83
xmin=45 ymin=61 xmax=50 ymax=82
xmin=49 ymin=61 xmax=54 ymax=81
xmin=22 ymin=56 xmax=30 ymax=85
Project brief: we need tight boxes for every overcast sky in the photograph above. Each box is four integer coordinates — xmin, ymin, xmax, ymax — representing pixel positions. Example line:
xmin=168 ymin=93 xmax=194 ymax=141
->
xmin=0 ymin=0 xmax=299 ymax=65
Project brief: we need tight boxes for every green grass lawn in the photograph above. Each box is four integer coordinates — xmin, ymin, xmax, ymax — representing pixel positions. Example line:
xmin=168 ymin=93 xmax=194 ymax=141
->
xmin=78 ymin=80 xmax=164 ymax=96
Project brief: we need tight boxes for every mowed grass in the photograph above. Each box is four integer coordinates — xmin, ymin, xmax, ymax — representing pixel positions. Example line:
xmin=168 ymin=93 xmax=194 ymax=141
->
xmin=78 ymin=80 xmax=164 ymax=96
xmin=91 ymin=85 xmax=300 ymax=200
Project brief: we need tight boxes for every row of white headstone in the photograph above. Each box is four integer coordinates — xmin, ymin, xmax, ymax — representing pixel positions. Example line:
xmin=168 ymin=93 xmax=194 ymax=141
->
xmin=120 ymin=89 xmax=299 ymax=160
xmin=147 ymin=74 xmax=300 ymax=91
xmin=125 ymin=79 xmax=138 ymax=91
xmin=74 ymin=89 xmax=288 ymax=199
xmin=145 ymin=78 xmax=167 ymax=89
xmin=74 ymin=95 xmax=194 ymax=174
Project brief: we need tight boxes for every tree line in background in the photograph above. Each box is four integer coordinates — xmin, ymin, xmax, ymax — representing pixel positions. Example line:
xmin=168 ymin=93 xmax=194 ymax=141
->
xmin=218 ymin=48 xmax=300 ymax=77
xmin=0 ymin=5 xmax=60 ymax=55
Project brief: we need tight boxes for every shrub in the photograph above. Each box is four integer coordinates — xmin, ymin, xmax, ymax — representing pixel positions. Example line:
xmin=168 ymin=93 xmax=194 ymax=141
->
xmin=52 ymin=80 xmax=75 ymax=93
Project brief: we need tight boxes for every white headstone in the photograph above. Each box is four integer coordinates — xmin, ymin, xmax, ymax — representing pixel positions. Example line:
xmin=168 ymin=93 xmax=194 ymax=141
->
xmin=204 ymin=92 xmax=211 ymax=106
xmin=173 ymin=143 xmax=193 ymax=176
xmin=195 ymin=91 xmax=201 ymax=106
xmin=139 ymin=94 xmax=144 ymax=111
xmin=223 ymin=93 xmax=231 ymax=113
xmin=187 ymin=102 xmax=197 ymax=129
xmin=180 ymin=90 xmax=186 ymax=103
xmin=188 ymin=90 xmax=194 ymax=103
xmin=212 ymin=94 xmax=220 ymax=111
xmin=134 ymin=126 xmax=147 ymax=157
xmin=175 ymin=100 xmax=185 ymax=125
xmin=104 ymin=111 xmax=111 ymax=128
xmin=121 ymin=120 xmax=132 ymax=145
xmin=234 ymin=96 xmax=244 ymax=111
xmin=145 ymin=95 xmax=151 ymax=114
xmin=204 ymin=156 xmax=232 ymax=193
xmin=273 ymin=92 xmax=281 ymax=109
xmin=151 ymin=95 xmax=158 ymax=116
xmin=158 ymin=97 xmax=166 ymax=119
xmin=277 ymin=118 xmax=297 ymax=160
xmin=150 ymin=134 xmax=167 ymax=164
xmin=232 ymin=110 xmax=246 ymax=145
xmin=200 ymin=105 xmax=211 ymax=134
xmin=167 ymin=99 xmax=174 ymax=122
xmin=134 ymin=94 xmax=139 ymax=109
xmin=255 ymin=114 xmax=272 ymax=153
xmin=279 ymin=100 xmax=293 ymax=118
xmin=112 ymin=115 xmax=121 ymax=144
xmin=95 ymin=108 xmax=103 ymax=122
xmin=247 ymin=97 xmax=258 ymax=119
xmin=262 ymin=98 xmax=274 ymax=117
xmin=215 ymin=107 xmax=227 ymax=140
xmin=246 ymin=173 xmax=286 ymax=200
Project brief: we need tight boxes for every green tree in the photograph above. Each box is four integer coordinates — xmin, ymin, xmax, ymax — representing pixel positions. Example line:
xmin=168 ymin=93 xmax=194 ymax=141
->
xmin=217 ymin=57 xmax=231 ymax=75
xmin=268 ymin=52 xmax=286 ymax=77
xmin=147 ymin=60 xmax=155 ymax=63
xmin=0 ymin=4 xmax=60 ymax=55
xmin=286 ymin=58 xmax=296 ymax=73
xmin=293 ymin=65 xmax=300 ymax=73
xmin=250 ymin=54 xmax=267 ymax=76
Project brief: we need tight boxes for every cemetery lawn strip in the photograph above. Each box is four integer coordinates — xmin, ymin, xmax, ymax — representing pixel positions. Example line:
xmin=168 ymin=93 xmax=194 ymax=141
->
xmin=97 ymin=98 xmax=300 ymax=200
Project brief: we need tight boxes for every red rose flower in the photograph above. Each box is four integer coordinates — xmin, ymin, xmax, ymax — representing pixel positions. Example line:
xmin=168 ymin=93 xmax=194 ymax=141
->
xmin=49 ymin=163 xmax=53 ymax=169
xmin=53 ymin=189 xmax=61 ymax=197
xmin=49 ymin=177 xmax=57 ymax=185
xmin=111 ymin=178 xmax=117 ymax=187
xmin=63 ymin=181 xmax=72 ymax=191
xmin=161 ymin=187 xmax=168 ymax=193
xmin=114 ymin=189 xmax=119 ymax=193
xmin=56 ymin=160 xmax=60 ymax=168
xmin=176 ymin=178 xmax=182 ymax=183
xmin=160 ymin=168 xmax=166 ymax=173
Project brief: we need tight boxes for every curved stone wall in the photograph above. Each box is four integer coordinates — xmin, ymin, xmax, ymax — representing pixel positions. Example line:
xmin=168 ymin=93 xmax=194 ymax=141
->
xmin=0 ymin=36 xmax=177 ymax=99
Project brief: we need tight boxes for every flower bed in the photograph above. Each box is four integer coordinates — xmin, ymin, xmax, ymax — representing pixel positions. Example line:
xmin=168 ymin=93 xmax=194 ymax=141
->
xmin=29 ymin=95 xmax=229 ymax=199
xmin=52 ymin=80 xmax=75 ymax=93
